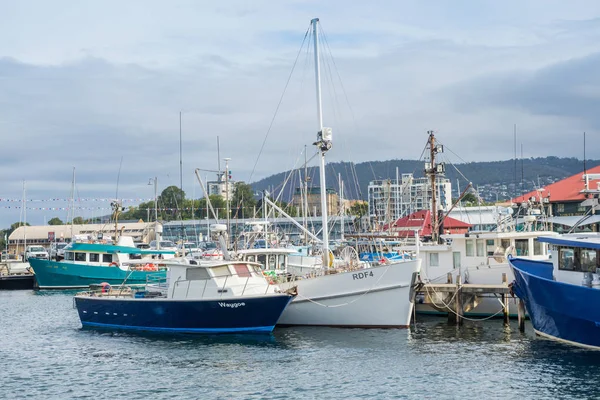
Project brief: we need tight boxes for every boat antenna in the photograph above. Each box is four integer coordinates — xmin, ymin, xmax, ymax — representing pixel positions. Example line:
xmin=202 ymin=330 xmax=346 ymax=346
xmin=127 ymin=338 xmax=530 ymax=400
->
xmin=70 ymin=167 xmax=75 ymax=239
xmin=521 ymin=143 xmax=524 ymax=196
xmin=513 ymin=124 xmax=517 ymax=197
xmin=217 ymin=136 xmax=221 ymax=174
xmin=584 ymin=132 xmax=588 ymax=191
xmin=311 ymin=18 xmax=333 ymax=268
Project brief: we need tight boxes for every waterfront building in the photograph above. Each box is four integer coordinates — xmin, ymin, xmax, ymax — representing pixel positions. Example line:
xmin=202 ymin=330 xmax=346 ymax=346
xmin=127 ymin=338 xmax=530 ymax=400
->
xmin=511 ymin=165 xmax=600 ymax=232
xmin=7 ymin=222 xmax=151 ymax=255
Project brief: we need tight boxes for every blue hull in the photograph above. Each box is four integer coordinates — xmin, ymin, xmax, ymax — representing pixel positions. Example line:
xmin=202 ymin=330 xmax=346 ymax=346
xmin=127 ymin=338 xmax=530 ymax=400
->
xmin=75 ymin=294 xmax=294 ymax=334
xmin=29 ymin=259 xmax=165 ymax=289
xmin=510 ymin=257 xmax=600 ymax=349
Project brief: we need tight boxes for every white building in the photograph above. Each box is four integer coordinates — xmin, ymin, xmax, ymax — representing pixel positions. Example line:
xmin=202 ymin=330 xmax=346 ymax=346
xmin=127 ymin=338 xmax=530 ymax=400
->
xmin=368 ymin=173 xmax=452 ymax=224
xmin=207 ymin=172 xmax=234 ymax=199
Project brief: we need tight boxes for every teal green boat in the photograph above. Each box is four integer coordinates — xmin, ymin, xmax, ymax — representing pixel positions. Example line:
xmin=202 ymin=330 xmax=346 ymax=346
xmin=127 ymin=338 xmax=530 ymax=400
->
xmin=29 ymin=237 xmax=176 ymax=289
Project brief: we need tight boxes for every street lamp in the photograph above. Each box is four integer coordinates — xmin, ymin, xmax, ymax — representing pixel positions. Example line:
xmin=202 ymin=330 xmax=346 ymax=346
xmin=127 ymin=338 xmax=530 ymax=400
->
xmin=148 ymin=177 xmax=158 ymax=222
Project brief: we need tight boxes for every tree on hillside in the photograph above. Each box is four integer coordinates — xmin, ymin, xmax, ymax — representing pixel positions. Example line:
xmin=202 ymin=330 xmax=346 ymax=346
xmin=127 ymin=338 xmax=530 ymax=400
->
xmin=48 ymin=217 xmax=64 ymax=225
xmin=232 ymin=182 xmax=257 ymax=219
xmin=158 ymin=186 xmax=186 ymax=221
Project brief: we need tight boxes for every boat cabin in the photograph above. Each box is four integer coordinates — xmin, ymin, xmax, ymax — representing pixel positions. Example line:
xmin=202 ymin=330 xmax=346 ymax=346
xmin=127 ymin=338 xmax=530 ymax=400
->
xmin=539 ymin=234 xmax=600 ymax=287
xmin=166 ymin=260 xmax=277 ymax=299
xmin=237 ymin=248 xmax=297 ymax=274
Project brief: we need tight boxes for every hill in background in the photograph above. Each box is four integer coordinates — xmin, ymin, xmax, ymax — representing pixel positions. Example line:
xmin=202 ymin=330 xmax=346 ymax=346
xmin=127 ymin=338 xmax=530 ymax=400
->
xmin=250 ymin=156 xmax=600 ymax=203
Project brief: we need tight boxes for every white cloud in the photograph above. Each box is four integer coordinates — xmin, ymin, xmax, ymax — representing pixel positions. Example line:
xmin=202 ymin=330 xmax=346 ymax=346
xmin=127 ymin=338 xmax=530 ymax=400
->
xmin=0 ymin=0 xmax=599 ymax=226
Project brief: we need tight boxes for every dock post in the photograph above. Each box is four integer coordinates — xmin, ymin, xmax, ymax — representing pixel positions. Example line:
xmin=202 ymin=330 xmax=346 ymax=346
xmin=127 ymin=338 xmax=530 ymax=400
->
xmin=455 ymin=275 xmax=463 ymax=326
xmin=447 ymin=272 xmax=452 ymax=284
xmin=502 ymin=273 xmax=509 ymax=325
xmin=517 ymin=299 xmax=526 ymax=332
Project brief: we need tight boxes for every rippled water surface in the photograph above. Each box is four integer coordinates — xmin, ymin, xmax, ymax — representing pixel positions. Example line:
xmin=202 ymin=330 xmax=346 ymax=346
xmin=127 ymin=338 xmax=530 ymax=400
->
xmin=1 ymin=290 xmax=598 ymax=399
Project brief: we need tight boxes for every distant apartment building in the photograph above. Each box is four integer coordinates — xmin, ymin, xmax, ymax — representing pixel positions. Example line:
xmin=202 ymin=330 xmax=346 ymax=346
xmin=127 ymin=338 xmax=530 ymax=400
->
xmin=207 ymin=172 xmax=234 ymax=199
xmin=291 ymin=187 xmax=340 ymax=217
xmin=368 ymin=173 xmax=452 ymax=224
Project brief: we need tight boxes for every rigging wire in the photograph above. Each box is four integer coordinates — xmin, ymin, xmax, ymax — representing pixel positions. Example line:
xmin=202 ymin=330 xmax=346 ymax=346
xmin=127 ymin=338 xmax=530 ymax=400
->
xmin=248 ymin=24 xmax=311 ymax=183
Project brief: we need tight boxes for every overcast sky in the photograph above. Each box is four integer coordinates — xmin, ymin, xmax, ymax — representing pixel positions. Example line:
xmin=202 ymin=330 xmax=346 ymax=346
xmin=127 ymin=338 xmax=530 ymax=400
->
xmin=1 ymin=1 xmax=599 ymax=228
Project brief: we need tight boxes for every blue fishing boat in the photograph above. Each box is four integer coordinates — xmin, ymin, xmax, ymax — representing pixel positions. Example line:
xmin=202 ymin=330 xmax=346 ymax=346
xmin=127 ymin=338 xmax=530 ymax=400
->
xmin=74 ymin=258 xmax=296 ymax=334
xmin=509 ymin=233 xmax=600 ymax=349
xmin=29 ymin=236 xmax=176 ymax=289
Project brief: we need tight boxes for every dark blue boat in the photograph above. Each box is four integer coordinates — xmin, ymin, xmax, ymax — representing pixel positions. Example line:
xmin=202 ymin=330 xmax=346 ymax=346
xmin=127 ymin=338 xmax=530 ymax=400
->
xmin=509 ymin=233 xmax=600 ymax=349
xmin=74 ymin=259 xmax=295 ymax=334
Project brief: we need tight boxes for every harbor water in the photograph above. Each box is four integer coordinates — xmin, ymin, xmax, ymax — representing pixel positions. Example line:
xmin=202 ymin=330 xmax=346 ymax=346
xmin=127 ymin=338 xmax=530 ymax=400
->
xmin=1 ymin=290 xmax=598 ymax=399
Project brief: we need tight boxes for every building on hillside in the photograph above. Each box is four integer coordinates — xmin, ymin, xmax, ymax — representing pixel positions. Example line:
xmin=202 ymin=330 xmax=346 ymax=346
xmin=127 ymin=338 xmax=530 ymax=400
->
xmin=290 ymin=187 xmax=340 ymax=217
xmin=7 ymin=222 xmax=154 ymax=255
xmin=511 ymin=165 xmax=600 ymax=232
xmin=368 ymin=173 xmax=452 ymax=226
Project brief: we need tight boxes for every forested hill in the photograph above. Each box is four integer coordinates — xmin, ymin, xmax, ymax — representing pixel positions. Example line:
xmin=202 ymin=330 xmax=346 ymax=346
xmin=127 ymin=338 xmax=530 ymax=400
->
xmin=250 ymin=157 xmax=600 ymax=201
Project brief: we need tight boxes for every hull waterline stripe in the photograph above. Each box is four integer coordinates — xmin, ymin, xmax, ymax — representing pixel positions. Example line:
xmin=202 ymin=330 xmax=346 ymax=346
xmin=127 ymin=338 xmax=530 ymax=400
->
xmin=81 ymin=321 xmax=274 ymax=333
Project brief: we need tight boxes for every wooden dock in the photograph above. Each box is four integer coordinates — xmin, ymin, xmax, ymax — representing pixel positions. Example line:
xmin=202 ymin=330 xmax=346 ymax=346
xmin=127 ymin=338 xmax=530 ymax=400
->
xmin=414 ymin=272 xmax=526 ymax=331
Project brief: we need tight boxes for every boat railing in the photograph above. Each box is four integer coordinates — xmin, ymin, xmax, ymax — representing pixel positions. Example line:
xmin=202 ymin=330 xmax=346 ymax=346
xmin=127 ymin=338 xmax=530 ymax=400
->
xmin=170 ymin=270 xmax=275 ymax=299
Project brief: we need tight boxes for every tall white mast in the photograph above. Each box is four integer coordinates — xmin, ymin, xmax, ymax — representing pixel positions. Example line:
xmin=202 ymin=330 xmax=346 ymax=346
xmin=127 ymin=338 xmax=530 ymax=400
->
xmin=23 ymin=181 xmax=26 ymax=255
xmin=311 ymin=18 xmax=332 ymax=267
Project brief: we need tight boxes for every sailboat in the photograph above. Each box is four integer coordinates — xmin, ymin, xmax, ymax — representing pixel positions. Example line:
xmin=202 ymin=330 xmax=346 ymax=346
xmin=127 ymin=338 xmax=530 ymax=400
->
xmin=243 ymin=19 xmax=422 ymax=327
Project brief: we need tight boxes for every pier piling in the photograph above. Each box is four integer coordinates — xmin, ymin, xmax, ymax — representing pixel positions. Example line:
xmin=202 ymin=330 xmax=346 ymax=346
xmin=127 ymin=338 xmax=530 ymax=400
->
xmin=517 ymin=299 xmax=526 ymax=332
xmin=502 ymin=273 xmax=509 ymax=325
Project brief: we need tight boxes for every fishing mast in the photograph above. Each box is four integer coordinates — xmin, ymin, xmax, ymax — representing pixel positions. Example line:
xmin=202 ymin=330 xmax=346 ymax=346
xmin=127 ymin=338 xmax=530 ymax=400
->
xmin=311 ymin=18 xmax=332 ymax=267
xmin=425 ymin=131 xmax=444 ymax=243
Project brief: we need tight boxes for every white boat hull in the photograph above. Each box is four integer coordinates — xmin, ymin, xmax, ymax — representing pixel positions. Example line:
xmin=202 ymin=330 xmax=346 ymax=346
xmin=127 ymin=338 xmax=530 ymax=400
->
xmin=278 ymin=259 xmax=421 ymax=327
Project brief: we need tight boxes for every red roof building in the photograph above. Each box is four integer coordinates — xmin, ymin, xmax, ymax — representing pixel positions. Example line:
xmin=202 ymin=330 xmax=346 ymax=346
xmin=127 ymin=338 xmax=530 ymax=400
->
xmin=511 ymin=165 xmax=600 ymax=218
xmin=383 ymin=209 xmax=471 ymax=237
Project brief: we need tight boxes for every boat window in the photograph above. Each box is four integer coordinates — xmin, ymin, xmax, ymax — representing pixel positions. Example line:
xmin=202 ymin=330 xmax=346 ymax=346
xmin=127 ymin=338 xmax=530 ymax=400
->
xmin=476 ymin=239 xmax=484 ymax=257
xmin=486 ymin=240 xmax=496 ymax=256
xmin=278 ymin=255 xmax=286 ymax=269
xmin=581 ymin=249 xmax=597 ymax=272
xmin=533 ymin=240 xmax=543 ymax=256
xmin=89 ymin=253 xmax=100 ymax=262
xmin=233 ymin=264 xmax=251 ymax=278
xmin=515 ymin=239 xmax=529 ymax=256
xmin=246 ymin=255 xmax=256 ymax=263
xmin=257 ymin=255 xmax=267 ymax=270
xmin=186 ymin=267 xmax=210 ymax=281
xmin=102 ymin=254 xmax=112 ymax=263
xmin=268 ymin=255 xmax=277 ymax=270
xmin=429 ymin=253 xmax=439 ymax=267
xmin=559 ymin=248 xmax=575 ymax=271
xmin=64 ymin=252 xmax=74 ymax=261
xmin=466 ymin=240 xmax=474 ymax=257
xmin=211 ymin=265 xmax=231 ymax=277
xmin=75 ymin=253 xmax=86 ymax=262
